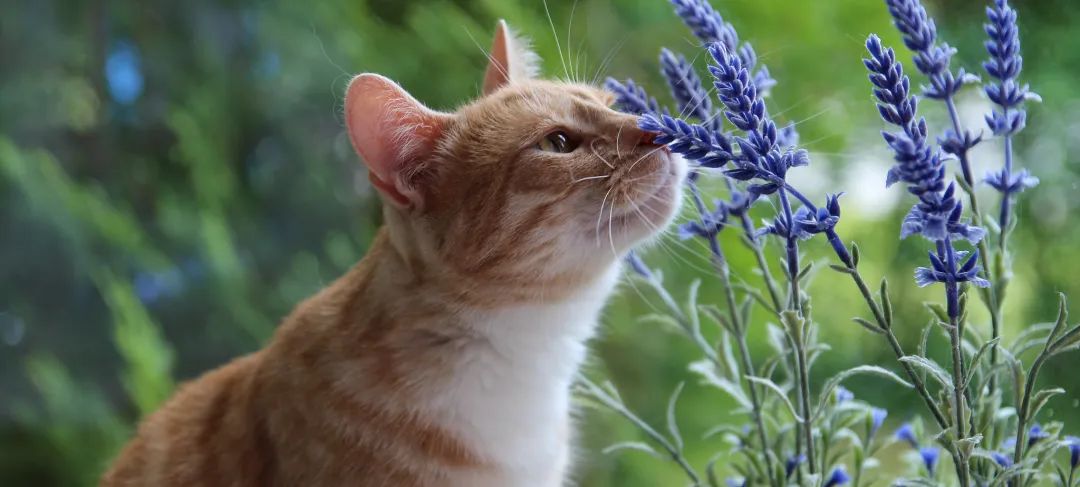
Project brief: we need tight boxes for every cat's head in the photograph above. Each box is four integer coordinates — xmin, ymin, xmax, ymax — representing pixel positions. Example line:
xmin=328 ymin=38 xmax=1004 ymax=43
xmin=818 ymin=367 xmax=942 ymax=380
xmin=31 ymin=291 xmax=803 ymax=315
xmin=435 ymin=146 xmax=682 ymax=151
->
xmin=344 ymin=21 xmax=685 ymax=296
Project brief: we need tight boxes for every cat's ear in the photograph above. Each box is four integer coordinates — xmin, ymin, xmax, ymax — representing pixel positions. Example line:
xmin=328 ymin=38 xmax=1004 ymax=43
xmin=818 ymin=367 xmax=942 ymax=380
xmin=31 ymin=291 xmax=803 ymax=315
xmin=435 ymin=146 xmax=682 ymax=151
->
xmin=482 ymin=20 xmax=540 ymax=95
xmin=344 ymin=73 xmax=450 ymax=210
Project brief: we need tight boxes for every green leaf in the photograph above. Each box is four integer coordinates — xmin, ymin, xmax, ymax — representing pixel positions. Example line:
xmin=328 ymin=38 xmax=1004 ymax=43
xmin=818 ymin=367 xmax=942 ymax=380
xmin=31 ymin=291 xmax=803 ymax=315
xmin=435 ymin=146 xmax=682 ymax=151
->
xmin=719 ymin=329 xmax=741 ymax=380
xmin=1028 ymin=387 xmax=1065 ymax=420
xmin=746 ymin=375 xmax=803 ymax=422
xmin=925 ymin=303 xmax=949 ymax=323
xmin=814 ymin=365 xmax=913 ymax=420
xmin=666 ymin=383 xmax=686 ymax=451
xmin=690 ymin=360 xmax=752 ymax=410
xmin=781 ymin=310 xmax=804 ymax=344
xmin=637 ymin=313 xmax=683 ymax=333
xmin=880 ymin=278 xmax=893 ymax=327
xmin=918 ymin=322 xmax=933 ymax=359
xmin=851 ymin=242 xmax=860 ymax=268
xmin=1048 ymin=292 xmax=1069 ymax=342
xmin=963 ymin=337 xmax=1001 ymax=388
xmin=1050 ymin=324 xmax=1080 ymax=355
xmin=602 ymin=441 xmax=662 ymax=459
xmin=852 ymin=317 xmax=885 ymax=335
xmin=700 ymin=304 xmax=735 ymax=335
xmin=898 ymin=355 xmax=954 ymax=390
xmin=686 ymin=278 xmax=702 ymax=334
xmin=829 ymin=264 xmax=854 ymax=274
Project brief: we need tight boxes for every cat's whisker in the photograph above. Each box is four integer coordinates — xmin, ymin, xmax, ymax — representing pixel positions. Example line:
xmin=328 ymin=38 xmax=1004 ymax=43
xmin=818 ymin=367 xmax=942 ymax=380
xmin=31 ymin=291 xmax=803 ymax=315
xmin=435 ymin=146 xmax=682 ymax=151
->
xmin=620 ymin=182 xmax=713 ymax=272
xmin=595 ymin=183 xmax=618 ymax=247
xmin=542 ymin=0 xmax=571 ymax=83
xmin=461 ymin=27 xmax=509 ymax=94
xmin=571 ymin=174 xmax=611 ymax=184
xmin=625 ymin=145 xmax=667 ymax=174
xmin=591 ymin=37 xmax=628 ymax=86
xmin=614 ymin=123 xmax=625 ymax=160
xmin=789 ymin=106 xmax=832 ymax=128
xmin=566 ymin=0 xmax=580 ymax=83
xmin=607 ymin=191 xmax=620 ymax=260
xmin=589 ymin=140 xmax=615 ymax=169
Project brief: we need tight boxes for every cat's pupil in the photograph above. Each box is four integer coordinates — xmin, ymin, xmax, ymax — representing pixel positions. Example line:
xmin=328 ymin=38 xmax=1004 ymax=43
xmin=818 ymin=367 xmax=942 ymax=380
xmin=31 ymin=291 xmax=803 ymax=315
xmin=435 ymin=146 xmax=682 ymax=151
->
xmin=538 ymin=131 xmax=576 ymax=153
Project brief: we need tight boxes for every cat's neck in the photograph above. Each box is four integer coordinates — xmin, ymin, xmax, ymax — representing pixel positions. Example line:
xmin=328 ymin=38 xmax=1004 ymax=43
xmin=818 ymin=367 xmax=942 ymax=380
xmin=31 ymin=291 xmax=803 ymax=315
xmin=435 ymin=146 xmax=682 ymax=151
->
xmin=334 ymin=228 xmax=621 ymax=473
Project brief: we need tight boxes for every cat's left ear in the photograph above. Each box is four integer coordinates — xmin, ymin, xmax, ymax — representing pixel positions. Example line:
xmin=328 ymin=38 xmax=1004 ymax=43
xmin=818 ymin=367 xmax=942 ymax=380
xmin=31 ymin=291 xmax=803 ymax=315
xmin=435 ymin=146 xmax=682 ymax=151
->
xmin=344 ymin=73 xmax=451 ymax=210
xmin=482 ymin=20 xmax=540 ymax=95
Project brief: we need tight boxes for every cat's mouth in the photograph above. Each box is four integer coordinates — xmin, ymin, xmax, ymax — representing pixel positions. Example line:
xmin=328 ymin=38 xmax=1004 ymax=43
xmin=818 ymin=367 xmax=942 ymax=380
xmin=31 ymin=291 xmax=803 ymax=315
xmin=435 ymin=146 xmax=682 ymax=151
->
xmin=609 ymin=152 xmax=684 ymax=232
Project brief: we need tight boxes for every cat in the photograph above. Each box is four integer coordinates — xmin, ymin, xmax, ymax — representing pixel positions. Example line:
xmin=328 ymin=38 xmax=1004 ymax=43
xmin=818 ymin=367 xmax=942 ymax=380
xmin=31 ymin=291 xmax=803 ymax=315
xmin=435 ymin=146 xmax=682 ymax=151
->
xmin=101 ymin=20 xmax=685 ymax=487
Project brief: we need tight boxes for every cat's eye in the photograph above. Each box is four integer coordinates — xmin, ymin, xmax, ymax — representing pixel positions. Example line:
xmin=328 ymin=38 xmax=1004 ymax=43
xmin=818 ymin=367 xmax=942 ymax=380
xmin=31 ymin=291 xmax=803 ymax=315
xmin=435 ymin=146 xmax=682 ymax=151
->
xmin=536 ymin=131 xmax=578 ymax=153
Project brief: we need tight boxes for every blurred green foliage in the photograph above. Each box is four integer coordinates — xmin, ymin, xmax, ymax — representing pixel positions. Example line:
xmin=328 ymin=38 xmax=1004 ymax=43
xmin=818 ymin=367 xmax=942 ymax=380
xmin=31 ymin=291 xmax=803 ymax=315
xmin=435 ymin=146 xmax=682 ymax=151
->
xmin=1 ymin=0 xmax=1078 ymax=485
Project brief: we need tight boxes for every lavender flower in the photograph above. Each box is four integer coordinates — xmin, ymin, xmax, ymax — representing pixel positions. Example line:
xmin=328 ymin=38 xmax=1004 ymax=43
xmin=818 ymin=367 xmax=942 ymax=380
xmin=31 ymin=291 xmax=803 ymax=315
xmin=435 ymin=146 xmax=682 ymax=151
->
xmin=678 ymin=199 xmax=729 ymax=240
xmin=982 ymin=0 xmax=1035 ymax=137
xmin=895 ymin=423 xmax=919 ymax=449
xmin=785 ymin=454 xmax=806 ymax=479
xmin=864 ymin=35 xmax=989 ymax=301
xmin=991 ymin=451 xmax=1013 ymax=469
xmin=793 ymin=193 xmax=842 ymax=237
xmin=605 ymin=78 xmax=662 ymax=116
xmin=707 ymin=43 xmax=808 ymax=197
xmin=919 ymin=447 xmax=940 ymax=475
xmin=884 ymin=0 xmax=982 ymax=186
xmin=625 ymin=251 xmax=653 ymax=279
xmin=669 ymin=0 xmax=775 ymax=93
xmin=1067 ymin=436 xmax=1079 ymax=469
xmin=660 ymin=49 xmax=717 ymax=129
xmin=915 ymin=249 xmax=989 ymax=288
xmin=1027 ymin=424 xmax=1050 ymax=447
xmin=884 ymin=0 xmax=972 ymax=100
xmin=835 ymin=386 xmax=855 ymax=403
xmin=869 ymin=407 xmax=888 ymax=438
xmin=726 ymin=477 xmax=747 ymax=487
xmin=982 ymin=0 xmax=1040 ymax=232
xmin=639 ymin=114 xmax=734 ymax=169
xmin=824 ymin=466 xmax=850 ymax=487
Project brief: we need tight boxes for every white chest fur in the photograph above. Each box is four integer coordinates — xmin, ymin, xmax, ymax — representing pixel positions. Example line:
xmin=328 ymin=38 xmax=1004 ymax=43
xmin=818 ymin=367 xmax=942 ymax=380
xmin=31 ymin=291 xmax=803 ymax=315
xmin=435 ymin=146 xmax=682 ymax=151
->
xmin=428 ymin=266 xmax=621 ymax=486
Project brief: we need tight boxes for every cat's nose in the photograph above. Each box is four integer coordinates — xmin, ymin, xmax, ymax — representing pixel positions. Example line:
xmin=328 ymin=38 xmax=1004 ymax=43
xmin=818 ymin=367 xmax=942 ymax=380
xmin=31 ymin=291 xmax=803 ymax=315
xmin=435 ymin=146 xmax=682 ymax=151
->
xmin=638 ymin=131 xmax=660 ymax=147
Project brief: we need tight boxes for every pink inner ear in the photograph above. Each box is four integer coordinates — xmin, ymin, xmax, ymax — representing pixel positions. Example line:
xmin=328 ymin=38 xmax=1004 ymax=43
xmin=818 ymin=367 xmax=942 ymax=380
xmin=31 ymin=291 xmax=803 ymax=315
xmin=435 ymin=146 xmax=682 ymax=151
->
xmin=344 ymin=74 xmax=448 ymax=207
xmin=482 ymin=20 xmax=513 ymax=95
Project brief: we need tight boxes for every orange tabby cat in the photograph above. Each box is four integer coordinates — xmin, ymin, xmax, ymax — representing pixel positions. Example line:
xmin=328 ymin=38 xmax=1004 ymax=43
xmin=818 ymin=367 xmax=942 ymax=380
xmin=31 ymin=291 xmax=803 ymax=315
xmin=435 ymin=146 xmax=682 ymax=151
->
xmin=101 ymin=21 xmax=685 ymax=487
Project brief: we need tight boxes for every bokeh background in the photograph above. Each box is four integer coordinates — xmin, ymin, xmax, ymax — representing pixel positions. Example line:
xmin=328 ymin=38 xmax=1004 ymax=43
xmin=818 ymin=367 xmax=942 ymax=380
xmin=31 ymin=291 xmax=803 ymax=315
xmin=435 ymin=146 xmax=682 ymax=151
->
xmin=2 ymin=0 xmax=1078 ymax=485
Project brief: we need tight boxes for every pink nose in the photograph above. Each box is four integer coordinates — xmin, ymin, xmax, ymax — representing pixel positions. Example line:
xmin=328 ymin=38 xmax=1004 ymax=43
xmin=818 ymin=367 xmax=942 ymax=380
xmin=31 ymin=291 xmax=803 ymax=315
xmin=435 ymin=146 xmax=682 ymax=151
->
xmin=639 ymin=131 xmax=661 ymax=147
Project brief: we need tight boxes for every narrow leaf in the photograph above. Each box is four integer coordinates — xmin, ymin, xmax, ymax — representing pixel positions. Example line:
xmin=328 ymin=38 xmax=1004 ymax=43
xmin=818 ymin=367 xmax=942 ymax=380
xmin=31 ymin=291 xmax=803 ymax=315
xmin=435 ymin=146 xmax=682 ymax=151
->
xmin=815 ymin=365 xmax=912 ymax=420
xmin=899 ymin=355 xmax=954 ymax=390
xmin=852 ymin=316 xmax=885 ymax=335
xmin=746 ymin=375 xmax=804 ymax=422
xmin=963 ymin=337 xmax=1001 ymax=388
xmin=666 ymin=383 xmax=686 ymax=451
xmin=602 ymin=441 xmax=662 ymax=458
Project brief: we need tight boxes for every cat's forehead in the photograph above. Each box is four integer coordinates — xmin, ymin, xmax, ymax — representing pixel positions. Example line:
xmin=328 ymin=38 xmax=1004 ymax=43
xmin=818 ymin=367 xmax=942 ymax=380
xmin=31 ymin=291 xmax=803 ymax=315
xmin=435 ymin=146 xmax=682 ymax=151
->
xmin=464 ymin=80 xmax=614 ymax=119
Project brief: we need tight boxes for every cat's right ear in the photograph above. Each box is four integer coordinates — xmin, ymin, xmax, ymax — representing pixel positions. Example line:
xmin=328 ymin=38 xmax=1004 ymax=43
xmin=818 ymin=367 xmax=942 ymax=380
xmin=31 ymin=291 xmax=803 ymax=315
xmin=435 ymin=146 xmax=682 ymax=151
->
xmin=482 ymin=20 xmax=540 ymax=95
xmin=344 ymin=74 xmax=450 ymax=210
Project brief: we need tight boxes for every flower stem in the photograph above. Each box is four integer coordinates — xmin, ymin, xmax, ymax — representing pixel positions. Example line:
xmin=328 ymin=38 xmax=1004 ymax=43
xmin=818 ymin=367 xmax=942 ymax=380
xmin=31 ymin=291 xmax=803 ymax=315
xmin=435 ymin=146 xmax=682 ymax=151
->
xmin=686 ymin=181 xmax=779 ymax=486
xmin=777 ymin=188 xmax=816 ymax=475
xmin=741 ymin=213 xmax=784 ymax=312
xmin=944 ymin=96 xmax=1004 ymax=396
xmin=829 ymin=236 xmax=952 ymax=430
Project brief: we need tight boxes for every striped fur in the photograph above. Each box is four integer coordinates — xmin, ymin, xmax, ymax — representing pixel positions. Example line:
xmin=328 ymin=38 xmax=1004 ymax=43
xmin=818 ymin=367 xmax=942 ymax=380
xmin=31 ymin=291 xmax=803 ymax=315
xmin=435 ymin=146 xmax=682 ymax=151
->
xmin=102 ymin=25 xmax=685 ymax=487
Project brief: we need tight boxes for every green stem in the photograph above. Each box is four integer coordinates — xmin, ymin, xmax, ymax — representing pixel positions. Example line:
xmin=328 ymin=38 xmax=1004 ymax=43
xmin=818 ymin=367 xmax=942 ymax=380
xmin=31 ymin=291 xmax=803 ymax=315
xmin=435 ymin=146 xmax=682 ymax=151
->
xmin=949 ymin=311 xmax=971 ymax=487
xmin=1012 ymin=351 xmax=1049 ymax=467
xmin=845 ymin=263 xmax=951 ymax=430
xmin=944 ymin=96 xmax=1003 ymax=397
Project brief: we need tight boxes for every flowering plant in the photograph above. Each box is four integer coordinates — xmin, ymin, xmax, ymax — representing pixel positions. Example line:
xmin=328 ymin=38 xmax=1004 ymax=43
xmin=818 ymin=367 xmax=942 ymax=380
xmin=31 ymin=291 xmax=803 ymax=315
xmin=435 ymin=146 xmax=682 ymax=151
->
xmin=580 ymin=0 xmax=1080 ymax=485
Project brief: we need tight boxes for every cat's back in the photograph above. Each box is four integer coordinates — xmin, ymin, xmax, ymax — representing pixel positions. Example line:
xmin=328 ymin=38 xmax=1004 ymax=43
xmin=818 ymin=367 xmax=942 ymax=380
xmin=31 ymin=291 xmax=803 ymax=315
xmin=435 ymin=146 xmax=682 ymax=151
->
xmin=100 ymin=352 xmax=270 ymax=487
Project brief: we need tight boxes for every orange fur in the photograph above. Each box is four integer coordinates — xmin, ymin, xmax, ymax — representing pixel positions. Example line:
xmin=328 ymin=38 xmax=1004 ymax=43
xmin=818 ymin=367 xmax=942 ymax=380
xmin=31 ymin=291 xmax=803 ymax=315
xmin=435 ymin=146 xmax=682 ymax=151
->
xmin=102 ymin=22 xmax=683 ymax=487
